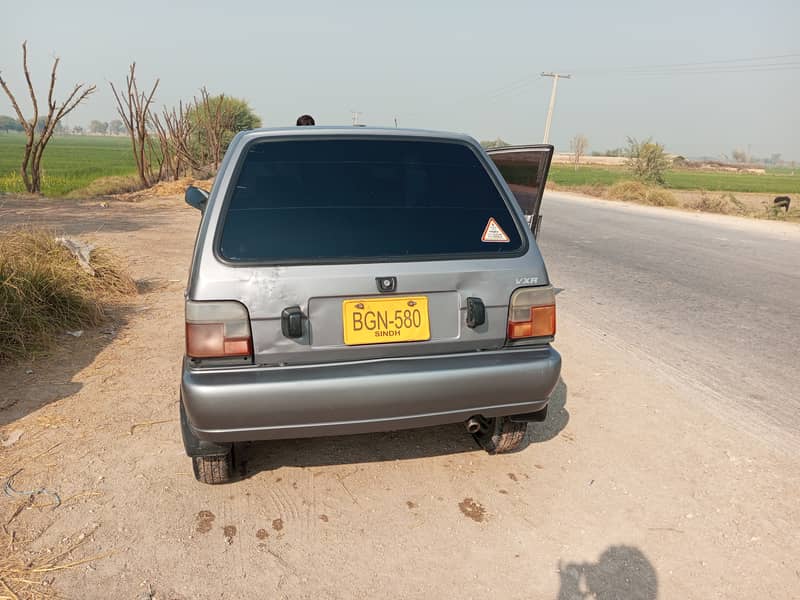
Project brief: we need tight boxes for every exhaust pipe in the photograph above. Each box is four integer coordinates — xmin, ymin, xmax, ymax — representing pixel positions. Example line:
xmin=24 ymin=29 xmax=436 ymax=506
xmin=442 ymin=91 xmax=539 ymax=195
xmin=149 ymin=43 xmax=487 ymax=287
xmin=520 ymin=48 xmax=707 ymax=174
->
xmin=465 ymin=416 xmax=484 ymax=434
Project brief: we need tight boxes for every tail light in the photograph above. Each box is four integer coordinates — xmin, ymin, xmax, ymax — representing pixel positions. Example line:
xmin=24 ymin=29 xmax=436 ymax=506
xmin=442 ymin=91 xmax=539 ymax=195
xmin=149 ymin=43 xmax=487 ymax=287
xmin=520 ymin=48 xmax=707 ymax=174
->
xmin=186 ymin=300 xmax=252 ymax=359
xmin=507 ymin=286 xmax=556 ymax=340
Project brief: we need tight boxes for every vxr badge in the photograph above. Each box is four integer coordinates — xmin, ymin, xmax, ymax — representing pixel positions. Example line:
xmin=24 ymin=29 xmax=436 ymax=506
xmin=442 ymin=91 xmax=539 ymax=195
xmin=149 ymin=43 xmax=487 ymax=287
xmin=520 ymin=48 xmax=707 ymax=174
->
xmin=515 ymin=276 xmax=539 ymax=285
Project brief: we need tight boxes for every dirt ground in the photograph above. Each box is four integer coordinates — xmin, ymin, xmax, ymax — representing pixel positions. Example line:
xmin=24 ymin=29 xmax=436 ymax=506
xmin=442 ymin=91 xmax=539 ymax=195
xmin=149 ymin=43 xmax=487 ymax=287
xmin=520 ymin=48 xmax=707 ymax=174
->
xmin=1 ymin=194 xmax=799 ymax=599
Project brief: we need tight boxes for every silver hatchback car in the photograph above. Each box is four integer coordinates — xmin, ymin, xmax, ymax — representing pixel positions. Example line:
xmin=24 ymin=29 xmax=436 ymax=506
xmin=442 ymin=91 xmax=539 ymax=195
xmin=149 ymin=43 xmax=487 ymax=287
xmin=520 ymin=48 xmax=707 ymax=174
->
xmin=181 ymin=127 xmax=561 ymax=483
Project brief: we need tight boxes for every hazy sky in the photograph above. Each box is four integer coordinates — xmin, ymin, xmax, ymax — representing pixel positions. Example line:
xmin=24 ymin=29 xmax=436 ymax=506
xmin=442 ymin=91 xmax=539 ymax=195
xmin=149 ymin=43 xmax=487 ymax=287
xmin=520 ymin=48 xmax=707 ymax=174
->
xmin=3 ymin=0 xmax=799 ymax=159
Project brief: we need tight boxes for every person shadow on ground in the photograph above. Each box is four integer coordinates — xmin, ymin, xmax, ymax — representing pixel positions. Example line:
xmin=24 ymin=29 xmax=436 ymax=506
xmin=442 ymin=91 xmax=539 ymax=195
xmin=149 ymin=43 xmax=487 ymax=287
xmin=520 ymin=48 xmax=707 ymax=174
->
xmin=557 ymin=545 xmax=657 ymax=600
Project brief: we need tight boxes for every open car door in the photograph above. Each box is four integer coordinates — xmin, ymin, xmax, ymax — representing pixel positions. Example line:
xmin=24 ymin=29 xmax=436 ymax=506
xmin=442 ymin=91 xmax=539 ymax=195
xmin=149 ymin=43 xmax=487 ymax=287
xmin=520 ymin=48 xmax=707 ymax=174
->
xmin=487 ymin=145 xmax=553 ymax=238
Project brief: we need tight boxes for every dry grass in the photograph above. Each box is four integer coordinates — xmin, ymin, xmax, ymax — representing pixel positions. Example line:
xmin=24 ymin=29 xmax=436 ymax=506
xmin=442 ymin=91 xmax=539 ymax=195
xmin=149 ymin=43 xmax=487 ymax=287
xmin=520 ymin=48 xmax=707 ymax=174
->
xmin=112 ymin=176 xmax=214 ymax=202
xmin=0 ymin=529 xmax=109 ymax=600
xmin=66 ymin=175 xmax=143 ymax=198
xmin=607 ymin=180 xmax=648 ymax=202
xmin=689 ymin=192 xmax=747 ymax=215
xmin=761 ymin=201 xmax=800 ymax=222
xmin=607 ymin=181 xmax=677 ymax=207
xmin=0 ymin=229 xmax=135 ymax=363
xmin=645 ymin=188 xmax=678 ymax=207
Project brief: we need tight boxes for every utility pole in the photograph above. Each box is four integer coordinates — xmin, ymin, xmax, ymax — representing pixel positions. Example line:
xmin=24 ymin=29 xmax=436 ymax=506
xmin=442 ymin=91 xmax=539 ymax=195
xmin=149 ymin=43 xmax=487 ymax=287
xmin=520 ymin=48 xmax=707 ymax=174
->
xmin=540 ymin=72 xmax=571 ymax=144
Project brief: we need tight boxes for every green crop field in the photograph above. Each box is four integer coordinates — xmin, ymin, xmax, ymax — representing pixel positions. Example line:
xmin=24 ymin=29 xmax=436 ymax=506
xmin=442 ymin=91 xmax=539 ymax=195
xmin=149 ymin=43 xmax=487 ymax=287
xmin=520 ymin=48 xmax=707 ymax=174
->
xmin=0 ymin=133 xmax=137 ymax=196
xmin=1 ymin=132 xmax=798 ymax=197
xmin=549 ymin=164 xmax=800 ymax=194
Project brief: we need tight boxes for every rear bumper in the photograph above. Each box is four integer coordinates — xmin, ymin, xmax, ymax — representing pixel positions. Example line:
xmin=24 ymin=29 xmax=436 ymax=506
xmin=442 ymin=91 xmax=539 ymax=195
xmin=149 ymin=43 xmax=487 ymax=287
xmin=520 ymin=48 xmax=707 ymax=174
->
xmin=181 ymin=346 xmax=561 ymax=443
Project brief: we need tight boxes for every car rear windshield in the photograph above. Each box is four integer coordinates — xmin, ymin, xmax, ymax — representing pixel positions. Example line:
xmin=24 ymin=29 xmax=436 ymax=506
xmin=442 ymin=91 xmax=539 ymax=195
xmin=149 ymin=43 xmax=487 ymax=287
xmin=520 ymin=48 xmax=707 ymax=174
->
xmin=218 ymin=137 xmax=524 ymax=263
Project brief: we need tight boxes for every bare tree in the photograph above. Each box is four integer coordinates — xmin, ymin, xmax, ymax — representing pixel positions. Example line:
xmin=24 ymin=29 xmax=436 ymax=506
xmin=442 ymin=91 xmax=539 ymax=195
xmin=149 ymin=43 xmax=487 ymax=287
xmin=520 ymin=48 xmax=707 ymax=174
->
xmin=165 ymin=101 xmax=197 ymax=176
xmin=0 ymin=42 xmax=95 ymax=193
xmin=110 ymin=63 xmax=159 ymax=187
xmin=151 ymin=113 xmax=174 ymax=181
xmin=194 ymin=88 xmax=236 ymax=169
xmin=570 ymin=134 xmax=588 ymax=170
xmin=731 ymin=148 xmax=747 ymax=163
xmin=152 ymin=101 xmax=195 ymax=181
xmin=146 ymin=124 xmax=166 ymax=183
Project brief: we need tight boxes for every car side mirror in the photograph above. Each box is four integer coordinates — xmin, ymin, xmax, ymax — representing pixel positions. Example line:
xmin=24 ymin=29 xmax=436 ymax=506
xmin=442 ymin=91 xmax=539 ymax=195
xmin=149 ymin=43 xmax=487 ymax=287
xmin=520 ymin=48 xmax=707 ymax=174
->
xmin=185 ymin=186 xmax=209 ymax=212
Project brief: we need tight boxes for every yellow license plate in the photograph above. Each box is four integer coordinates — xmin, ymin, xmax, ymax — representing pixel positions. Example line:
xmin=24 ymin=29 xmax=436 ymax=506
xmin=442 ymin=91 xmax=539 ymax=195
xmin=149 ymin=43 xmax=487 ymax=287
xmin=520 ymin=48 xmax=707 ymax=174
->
xmin=342 ymin=296 xmax=430 ymax=345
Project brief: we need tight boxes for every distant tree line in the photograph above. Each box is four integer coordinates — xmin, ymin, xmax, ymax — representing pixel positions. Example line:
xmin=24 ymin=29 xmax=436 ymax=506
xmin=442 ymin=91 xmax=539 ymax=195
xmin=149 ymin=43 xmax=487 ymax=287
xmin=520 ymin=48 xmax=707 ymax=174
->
xmin=0 ymin=116 xmax=137 ymax=136
xmin=588 ymin=144 xmax=787 ymax=167
xmin=0 ymin=115 xmax=72 ymax=134
xmin=591 ymin=148 xmax=626 ymax=157
xmin=730 ymin=148 xmax=784 ymax=165
xmin=0 ymin=114 xmax=24 ymax=132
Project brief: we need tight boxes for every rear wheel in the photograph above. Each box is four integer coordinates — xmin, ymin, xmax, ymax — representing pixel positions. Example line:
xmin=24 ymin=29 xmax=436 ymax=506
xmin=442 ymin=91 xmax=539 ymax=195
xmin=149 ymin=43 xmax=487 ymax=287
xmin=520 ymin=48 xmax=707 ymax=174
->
xmin=473 ymin=417 xmax=528 ymax=454
xmin=192 ymin=452 xmax=233 ymax=485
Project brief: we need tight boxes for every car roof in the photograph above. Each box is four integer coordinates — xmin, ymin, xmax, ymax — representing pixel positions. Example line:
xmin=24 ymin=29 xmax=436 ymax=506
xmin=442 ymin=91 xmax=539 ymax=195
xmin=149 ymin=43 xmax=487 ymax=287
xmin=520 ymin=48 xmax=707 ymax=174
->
xmin=237 ymin=126 xmax=478 ymax=145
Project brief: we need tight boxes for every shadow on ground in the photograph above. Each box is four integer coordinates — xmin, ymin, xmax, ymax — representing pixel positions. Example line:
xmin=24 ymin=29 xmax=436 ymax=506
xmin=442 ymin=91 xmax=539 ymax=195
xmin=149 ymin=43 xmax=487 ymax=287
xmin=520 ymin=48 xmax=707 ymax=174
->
xmin=529 ymin=377 xmax=569 ymax=444
xmin=0 ymin=306 xmax=134 ymax=428
xmin=557 ymin=545 xmax=658 ymax=600
xmin=236 ymin=377 xmax=568 ymax=477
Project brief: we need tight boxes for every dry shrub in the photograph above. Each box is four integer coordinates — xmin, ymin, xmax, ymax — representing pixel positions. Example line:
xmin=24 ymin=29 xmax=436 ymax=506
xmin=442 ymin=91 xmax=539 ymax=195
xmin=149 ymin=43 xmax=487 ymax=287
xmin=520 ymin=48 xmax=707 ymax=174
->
xmin=66 ymin=175 xmax=143 ymax=198
xmin=607 ymin=181 xmax=676 ymax=206
xmin=0 ymin=229 xmax=135 ymax=362
xmin=691 ymin=192 xmax=746 ymax=215
xmin=608 ymin=180 xmax=649 ymax=202
xmin=645 ymin=188 xmax=677 ymax=207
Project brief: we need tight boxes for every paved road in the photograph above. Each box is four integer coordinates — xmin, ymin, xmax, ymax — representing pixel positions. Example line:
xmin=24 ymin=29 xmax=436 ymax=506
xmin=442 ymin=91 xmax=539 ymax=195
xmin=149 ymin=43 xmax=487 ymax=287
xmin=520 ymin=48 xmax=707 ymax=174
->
xmin=539 ymin=191 xmax=800 ymax=449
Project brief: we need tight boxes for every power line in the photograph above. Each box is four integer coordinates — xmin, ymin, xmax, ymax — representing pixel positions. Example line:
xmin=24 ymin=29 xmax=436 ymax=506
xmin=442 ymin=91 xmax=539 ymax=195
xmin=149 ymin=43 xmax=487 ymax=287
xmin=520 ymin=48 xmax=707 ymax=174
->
xmin=606 ymin=62 xmax=800 ymax=79
xmin=567 ymin=52 xmax=800 ymax=75
xmin=484 ymin=73 xmax=541 ymax=98
xmin=476 ymin=52 xmax=800 ymax=102
xmin=486 ymin=78 xmax=538 ymax=100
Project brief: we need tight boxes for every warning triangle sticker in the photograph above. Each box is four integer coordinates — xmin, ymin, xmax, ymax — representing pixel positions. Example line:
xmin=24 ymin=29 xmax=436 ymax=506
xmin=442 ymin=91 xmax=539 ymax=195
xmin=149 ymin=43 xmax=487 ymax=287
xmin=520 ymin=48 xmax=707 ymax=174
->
xmin=481 ymin=218 xmax=510 ymax=243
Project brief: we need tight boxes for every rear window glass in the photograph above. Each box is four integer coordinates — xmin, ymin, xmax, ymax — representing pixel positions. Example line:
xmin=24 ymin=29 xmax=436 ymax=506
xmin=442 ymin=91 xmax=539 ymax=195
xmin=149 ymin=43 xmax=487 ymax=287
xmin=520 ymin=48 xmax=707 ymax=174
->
xmin=218 ymin=138 xmax=523 ymax=263
xmin=489 ymin=151 xmax=547 ymax=216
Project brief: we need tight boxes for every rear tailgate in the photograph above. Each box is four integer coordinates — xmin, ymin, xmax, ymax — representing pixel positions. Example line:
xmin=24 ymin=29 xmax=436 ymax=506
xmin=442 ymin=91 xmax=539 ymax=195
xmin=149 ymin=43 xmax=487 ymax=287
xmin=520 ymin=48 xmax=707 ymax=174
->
xmin=240 ymin=258 xmax=543 ymax=365
xmin=201 ymin=134 xmax=549 ymax=366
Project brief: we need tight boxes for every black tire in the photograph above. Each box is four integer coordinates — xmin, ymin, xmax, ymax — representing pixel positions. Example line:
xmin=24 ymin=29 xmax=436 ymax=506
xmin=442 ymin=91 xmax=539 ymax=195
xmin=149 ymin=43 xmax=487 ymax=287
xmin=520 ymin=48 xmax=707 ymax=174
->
xmin=192 ymin=453 xmax=233 ymax=485
xmin=473 ymin=417 xmax=529 ymax=454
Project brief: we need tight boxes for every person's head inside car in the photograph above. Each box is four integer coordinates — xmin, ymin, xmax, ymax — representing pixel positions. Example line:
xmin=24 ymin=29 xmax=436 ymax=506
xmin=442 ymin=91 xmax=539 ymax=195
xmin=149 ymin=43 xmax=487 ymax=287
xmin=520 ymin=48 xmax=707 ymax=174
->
xmin=296 ymin=114 xmax=315 ymax=126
